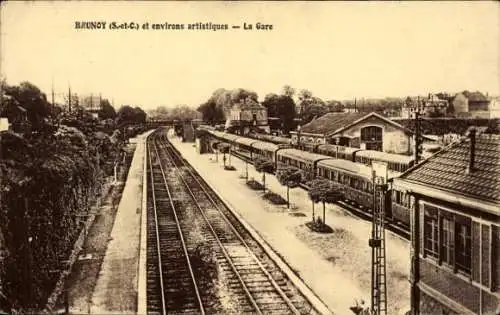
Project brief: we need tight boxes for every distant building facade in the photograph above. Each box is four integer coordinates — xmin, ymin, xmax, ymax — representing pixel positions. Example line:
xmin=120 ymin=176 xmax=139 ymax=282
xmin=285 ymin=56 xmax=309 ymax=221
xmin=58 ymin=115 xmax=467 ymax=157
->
xmin=225 ymin=98 xmax=270 ymax=135
xmin=453 ymin=91 xmax=490 ymax=118
xmin=80 ymin=94 xmax=102 ymax=118
xmin=401 ymin=94 xmax=449 ymax=119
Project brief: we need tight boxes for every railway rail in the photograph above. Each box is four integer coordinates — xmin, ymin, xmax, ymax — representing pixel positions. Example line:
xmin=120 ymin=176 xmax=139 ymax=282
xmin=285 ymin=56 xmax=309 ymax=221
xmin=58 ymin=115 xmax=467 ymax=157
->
xmin=146 ymin=132 xmax=321 ymax=314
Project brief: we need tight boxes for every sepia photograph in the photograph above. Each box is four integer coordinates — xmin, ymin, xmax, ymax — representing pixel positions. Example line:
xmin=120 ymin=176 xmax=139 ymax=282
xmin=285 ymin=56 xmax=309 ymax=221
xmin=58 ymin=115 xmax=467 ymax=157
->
xmin=0 ymin=1 xmax=499 ymax=315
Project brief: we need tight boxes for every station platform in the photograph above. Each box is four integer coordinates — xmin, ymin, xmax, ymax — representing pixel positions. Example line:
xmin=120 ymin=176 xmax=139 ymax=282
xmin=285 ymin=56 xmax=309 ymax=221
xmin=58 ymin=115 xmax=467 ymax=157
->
xmin=87 ymin=130 xmax=153 ymax=314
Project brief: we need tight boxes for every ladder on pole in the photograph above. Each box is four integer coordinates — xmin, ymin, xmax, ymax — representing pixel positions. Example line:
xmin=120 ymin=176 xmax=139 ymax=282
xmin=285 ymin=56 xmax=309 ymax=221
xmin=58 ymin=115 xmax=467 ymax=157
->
xmin=370 ymin=172 xmax=388 ymax=315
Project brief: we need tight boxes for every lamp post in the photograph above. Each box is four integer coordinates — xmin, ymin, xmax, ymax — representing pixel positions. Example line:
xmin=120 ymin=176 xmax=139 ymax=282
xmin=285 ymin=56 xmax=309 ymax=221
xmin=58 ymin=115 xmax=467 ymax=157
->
xmin=297 ymin=124 xmax=301 ymax=149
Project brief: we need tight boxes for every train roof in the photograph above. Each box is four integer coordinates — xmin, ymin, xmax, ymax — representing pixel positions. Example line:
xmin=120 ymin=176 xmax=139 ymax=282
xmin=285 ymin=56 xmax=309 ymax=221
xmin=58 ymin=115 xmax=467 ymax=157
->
xmin=234 ymin=136 xmax=259 ymax=147
xmin=355 ymin=150 xmax=414 ymax=164
xmin=277 ymin=148 xmax=332 ymax=163
xmin=252 ymin=141 xmax=280 ymax=151
xmin=317 ymin=159 xmax=402 ymax=180
xmin=207 ymin=129 xmax=224 ymax=138
xmin=220 ymin=133 xmax=241 ymax=141
xmin=207 ymin=130 xmax=240 ymax=142
xmin=317 ymin=144 xmax=360 ymax=154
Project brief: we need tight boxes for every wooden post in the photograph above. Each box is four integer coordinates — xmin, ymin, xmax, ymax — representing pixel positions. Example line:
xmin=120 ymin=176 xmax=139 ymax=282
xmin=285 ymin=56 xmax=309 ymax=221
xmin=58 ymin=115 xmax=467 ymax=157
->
xmin=410 ymin=192 xmax=420 ymax=315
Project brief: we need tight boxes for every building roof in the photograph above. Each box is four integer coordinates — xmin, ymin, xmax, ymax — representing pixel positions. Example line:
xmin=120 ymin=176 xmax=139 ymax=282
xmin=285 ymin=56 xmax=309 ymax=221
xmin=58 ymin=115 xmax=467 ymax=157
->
xmin=300 ymin=112 xmax=411 ymax=136
xmin=461 ymin=91 xmax=488 ymax=103
xmin=300 ymin=112 xmax=366 ymax=134
xmin=394 ymin=133 xmax=500 ymax=213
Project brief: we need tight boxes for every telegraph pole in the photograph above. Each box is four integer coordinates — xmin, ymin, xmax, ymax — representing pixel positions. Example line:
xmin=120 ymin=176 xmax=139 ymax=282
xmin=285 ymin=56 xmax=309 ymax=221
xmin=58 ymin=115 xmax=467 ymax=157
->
xmin=68 ymin=85 xmax=72 ymax=113
xmin=369 ymin=165 xmax=388 ymax=315
xmin=414 ymin=99 xmax=422 ymax=164
xmin=51 ymin=80 xmax=55 ymax=109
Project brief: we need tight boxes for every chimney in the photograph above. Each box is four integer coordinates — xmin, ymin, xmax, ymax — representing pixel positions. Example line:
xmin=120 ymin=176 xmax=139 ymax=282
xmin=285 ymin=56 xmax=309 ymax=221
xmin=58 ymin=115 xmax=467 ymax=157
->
xmin=466 ymin=128 xmax=476 ymax=173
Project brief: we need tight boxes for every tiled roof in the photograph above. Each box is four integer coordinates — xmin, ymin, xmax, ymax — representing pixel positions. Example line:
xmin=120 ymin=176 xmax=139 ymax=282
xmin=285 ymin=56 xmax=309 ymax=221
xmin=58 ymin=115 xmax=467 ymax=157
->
xmin=401 ymin=133 xmax=500 ymax=205
xmin=462 ymin=91 xmax=488 ymax=103
xmin=300 ymin=112 xmax=367 ymax=134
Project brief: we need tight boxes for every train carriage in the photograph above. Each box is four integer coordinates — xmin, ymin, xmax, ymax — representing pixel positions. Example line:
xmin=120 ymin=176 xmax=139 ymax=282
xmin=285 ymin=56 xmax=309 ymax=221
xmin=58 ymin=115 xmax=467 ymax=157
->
xmin=354 ymin=150 xmax=414 ymax=173
xmin=317 ymin=159 xmax=375 ymax=209
xmin=317 ymin=159 xmax=401 ymax=216
xmin=251 ymin=141 xmax=281 ymax=162
xmin=277 ymin=149 xmax=332 ymax=182
xmin=316 ymin=144 xmax=360 ymax=161
xmin=233 ymin=137 xmax=259 ymax=161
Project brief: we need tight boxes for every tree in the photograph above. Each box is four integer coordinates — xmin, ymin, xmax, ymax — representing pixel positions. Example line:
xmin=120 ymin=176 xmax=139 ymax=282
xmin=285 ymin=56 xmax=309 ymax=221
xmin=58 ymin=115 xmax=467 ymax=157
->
xmin=282 ymin=85 xmax=295 ymax=98
xmin=3 ymin=81 xmax=51 ymax=131
xmin=253 ymin=157 xmax=275 ymax=192
xmin=198 ymin=88 xmax=260 ymax=124
xmin=297 ymin=90 xmax=326 ymax=124
xmin=276 ymin=166 xmax=302 ymax=209
xmin=307 ymin=179 xmax=343 ymax=226
xmin=134 ymin=106 xmax=147 ymax=123
xmin=115 ymin=105 xmax=147 ymax=125
xmin=261 ymin=93 xmax=296 ymax=133
xmin=197 ymin=100 xmax=224 ymax=124
xmin=98 ymin=99 xmax=116 ymax=120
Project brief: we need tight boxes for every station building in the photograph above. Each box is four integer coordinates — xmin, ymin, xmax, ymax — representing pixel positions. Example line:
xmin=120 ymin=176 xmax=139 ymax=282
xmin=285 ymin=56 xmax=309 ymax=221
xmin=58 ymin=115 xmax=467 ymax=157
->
xmin=393 ymin=130 xmax=500 ymax=315
xmin=290 ymin=112 xmax=417 ymax=155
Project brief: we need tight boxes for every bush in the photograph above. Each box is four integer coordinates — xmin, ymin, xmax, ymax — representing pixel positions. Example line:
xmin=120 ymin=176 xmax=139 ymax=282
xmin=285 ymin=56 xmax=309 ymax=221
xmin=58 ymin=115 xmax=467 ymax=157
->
xmin=305 ymin=219 xmax=333 ymax=234
xmin=246 ymin=179 xmax=264 ymax=190
xmin=262 ymin=191 xmax=287 ymax=205
xmin=0 ymin=121 xmax=125 ymax=312
xmin=223 ymin=165 xmax=236 ymax=171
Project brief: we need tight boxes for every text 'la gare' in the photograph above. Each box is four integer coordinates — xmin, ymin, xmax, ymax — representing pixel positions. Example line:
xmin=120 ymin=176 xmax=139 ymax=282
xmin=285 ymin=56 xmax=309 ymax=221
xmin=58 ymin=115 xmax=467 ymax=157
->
xmin=243 ymin=23 xmax=273 ymax=30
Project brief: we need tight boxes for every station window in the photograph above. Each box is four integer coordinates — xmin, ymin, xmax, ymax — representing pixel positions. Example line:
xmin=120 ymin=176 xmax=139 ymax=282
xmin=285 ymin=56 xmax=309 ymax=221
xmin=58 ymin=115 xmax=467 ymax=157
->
xmin=422 ymin=204 xmax=473 ymax=276
xmin=440 ymin=216 xmax=454 ymax=266
xmin=424 ymin=208 xmax=439 ymax=259
xmin=455 ymin=218 xmax=472 ymax=275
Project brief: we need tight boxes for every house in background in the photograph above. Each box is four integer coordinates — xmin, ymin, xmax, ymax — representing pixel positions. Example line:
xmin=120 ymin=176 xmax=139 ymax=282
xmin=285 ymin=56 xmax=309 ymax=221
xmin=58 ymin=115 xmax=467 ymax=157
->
xmin=453 ymin=91 xmax=490 ymax=118
xmin=0 ymin=95 xmax=30 ymax=133
xmin=80 ymin=94 xmax=102 ymax=119
xmin=225 ymin=98 xmax=270 ymax=135
xmin=401 ymin=94 xmax=449 ymax=118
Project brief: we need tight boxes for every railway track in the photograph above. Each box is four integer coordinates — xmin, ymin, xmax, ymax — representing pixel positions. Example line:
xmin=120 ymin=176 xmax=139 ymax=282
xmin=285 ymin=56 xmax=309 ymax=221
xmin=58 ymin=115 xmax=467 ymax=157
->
xmin=146 ymin=132 xmax=320 ymax=315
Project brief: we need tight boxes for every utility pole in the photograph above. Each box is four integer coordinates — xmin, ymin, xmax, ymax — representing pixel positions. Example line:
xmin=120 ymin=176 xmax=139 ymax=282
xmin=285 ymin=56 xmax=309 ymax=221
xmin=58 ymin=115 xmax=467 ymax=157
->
xmin=414 ymin=100 xmax=422 ymax=164
xmin=51 ymin=81 xmax=55 ymax=109
xmin=68 ymin=85 xmax=72 ymax=113
xmin=369 ymin=169 xmax=388 ymax=315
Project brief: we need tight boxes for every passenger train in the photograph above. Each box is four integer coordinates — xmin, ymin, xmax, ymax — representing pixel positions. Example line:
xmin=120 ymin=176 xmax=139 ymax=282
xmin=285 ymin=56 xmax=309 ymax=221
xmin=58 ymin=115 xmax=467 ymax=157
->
xmin=202 ymin=128 xmax=411 ymax=228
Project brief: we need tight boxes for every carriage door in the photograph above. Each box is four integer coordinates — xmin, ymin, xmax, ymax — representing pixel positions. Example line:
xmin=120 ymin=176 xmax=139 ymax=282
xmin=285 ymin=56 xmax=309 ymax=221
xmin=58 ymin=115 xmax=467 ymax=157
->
xmin=361 ymin=126 xmax=383 ymax=151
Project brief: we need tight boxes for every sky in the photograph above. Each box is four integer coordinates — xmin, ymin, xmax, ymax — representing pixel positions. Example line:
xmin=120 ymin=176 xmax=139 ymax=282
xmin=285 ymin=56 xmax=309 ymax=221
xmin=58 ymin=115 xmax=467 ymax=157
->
xmin=1 ymin=1 xmax=499 ymax=110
